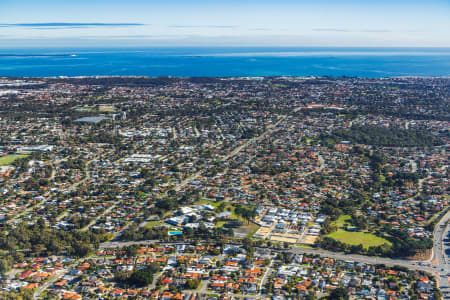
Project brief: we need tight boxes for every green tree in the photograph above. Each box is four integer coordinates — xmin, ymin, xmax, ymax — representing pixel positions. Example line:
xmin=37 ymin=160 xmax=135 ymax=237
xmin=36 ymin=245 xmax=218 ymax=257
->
xmin=328 ymin=287 xmax=349 ymax=300
xmin=127 ymin=264 xmax=159 ymax=287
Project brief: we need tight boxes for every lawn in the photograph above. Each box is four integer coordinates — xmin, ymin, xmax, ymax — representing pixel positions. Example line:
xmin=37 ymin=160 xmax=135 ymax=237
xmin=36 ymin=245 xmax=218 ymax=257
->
xmin=194 ymin=199 xmax=244 ymax=221
xmin=194 ymin=199 xmax=222 ymax=209
xmin=216 ymin=221 xmax=227 ymax=228
xmin=327 ymin=214 xmax=391 ymax=248
xmin=327 ymin=230 xmax=391 ymax=248
xmin=334 ymin=215 xmax=352 ymax=228
xmin=98 ymin=105 xmax=115 ymax=112
xmin=144 ymin=220 xmax=164 ymax=229
xmin=76 ymin=105 xmax=115 ymax=112
xmin=0 ymin=154 xmax=28 ymax=166
xmin=295 ymin=244 xmax=315 ymax=250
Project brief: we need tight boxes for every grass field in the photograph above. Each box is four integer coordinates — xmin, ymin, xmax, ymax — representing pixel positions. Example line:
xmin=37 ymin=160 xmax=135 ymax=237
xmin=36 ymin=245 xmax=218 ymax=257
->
xmin=327 ymin=215 xmax=391 ymax=248
xmin=216 ymin=221 xmax=227 ymax=228
xmin=144 ymin=220 xmax=164 ymax=229
xmin=194 ymin=199 xmax=221 ymax=209
xmin=194 ymin=199 xmax=244 ymax=221
xmin=274 ymin=83 xmax=287 ymax=88
xmin=244 ymin=223 xmax=260 ymax=238
xmin=233 ymin=222 xmax=260 ymax=239
xmin=194 ymin=199 xmax=260 ymax=236
xmin=76 ymin=105 xmax=115 ymax=112
xmin=0 ymin=155 xmax=28 ymax=166
xmin=334 ymin=214 xmax=352 ymax=227
xmin=327 ymin=231 xmax=391 ymax=248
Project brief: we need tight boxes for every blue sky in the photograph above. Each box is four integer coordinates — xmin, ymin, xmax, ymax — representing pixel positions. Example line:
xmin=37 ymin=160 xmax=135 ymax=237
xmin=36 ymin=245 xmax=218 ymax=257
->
xmin=1 ymin=0 xmax=449 ymax=47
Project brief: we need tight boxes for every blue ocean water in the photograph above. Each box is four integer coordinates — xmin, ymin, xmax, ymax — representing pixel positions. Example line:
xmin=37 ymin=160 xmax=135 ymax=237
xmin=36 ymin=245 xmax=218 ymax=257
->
xmin=0 ymin=47 xmax=449 ymax=77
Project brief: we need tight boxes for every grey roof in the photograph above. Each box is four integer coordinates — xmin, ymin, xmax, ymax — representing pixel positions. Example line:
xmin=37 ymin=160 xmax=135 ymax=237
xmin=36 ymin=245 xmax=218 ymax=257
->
xmin=74 ymin=116 xmax=106 ymax=123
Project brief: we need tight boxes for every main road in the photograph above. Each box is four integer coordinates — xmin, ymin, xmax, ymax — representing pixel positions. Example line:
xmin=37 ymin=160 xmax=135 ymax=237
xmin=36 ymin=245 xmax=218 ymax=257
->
xmin=430 ymin=209 xmax=450 ymax=295
xmin=101 ymin=207 xmax=450 ymax=286
xmin=99 ymin=237 xmax=437 ymax=275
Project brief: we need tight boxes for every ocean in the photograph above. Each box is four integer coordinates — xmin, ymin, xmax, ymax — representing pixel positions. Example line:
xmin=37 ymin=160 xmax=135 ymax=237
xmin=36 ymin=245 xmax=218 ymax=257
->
xmin=0 ymin=47 xmax=449 ymax=77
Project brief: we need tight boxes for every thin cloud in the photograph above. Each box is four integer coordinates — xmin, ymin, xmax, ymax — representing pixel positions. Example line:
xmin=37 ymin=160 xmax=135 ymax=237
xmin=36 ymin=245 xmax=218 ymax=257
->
xmin=313 ymin=28 xmax=392 ymax=33
xmin=313 ymin=28 xmax=350 ymax=32
xmin=249 ymin=28 xmax=271 ymax=31
xmin=168 ymin=25 xmax=235 ymax=29
xmin=361 ymin=29 xmax=392 ymax=33
xmin=0 ymin=23 xmax=144 ymax=29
